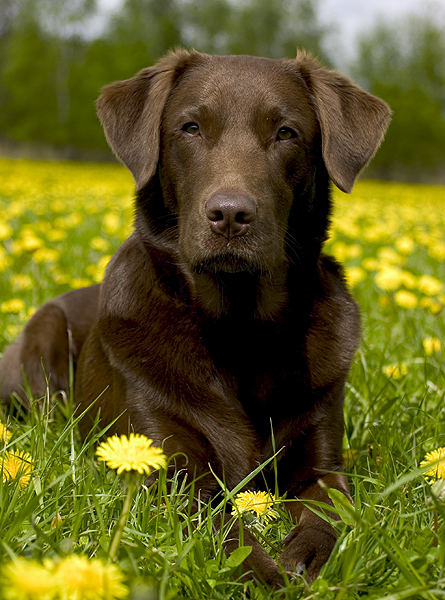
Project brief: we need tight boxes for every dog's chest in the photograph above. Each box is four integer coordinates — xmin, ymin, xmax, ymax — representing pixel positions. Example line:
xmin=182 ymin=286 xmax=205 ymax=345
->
xmin=201 ymin=318 xmax=309 ymax=437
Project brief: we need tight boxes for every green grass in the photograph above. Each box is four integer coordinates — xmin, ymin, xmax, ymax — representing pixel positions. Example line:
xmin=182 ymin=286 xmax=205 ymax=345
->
xmin=0 ymin=159 xmax=444 ymax=599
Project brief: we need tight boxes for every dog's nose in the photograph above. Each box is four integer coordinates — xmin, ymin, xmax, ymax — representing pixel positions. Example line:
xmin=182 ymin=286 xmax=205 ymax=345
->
xmin=205 ymin=194 xmax=257 ymax=239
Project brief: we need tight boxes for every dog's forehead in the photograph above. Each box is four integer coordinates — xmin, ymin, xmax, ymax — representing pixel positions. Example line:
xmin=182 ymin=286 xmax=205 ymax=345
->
xmin=168 ymin=54 xmax=312 ymax=118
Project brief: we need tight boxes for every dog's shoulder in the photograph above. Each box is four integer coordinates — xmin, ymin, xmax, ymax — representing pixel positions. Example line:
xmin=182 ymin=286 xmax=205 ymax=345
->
xmin=102 ymin=229 xmax=197 ymax=320
xmin=100 ymin=234 xmax=158 ymax=317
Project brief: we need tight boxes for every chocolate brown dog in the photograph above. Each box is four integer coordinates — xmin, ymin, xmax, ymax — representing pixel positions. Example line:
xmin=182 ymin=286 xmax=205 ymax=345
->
xmin=0 ymin=50 xmax=391 ymax=585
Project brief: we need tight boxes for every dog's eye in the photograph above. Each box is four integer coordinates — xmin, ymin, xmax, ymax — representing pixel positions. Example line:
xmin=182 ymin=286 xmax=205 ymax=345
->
xmin=182 ymin=122 xmax=200 ymax=136
xmin=276 ymin=127 xmax=297 ymax=141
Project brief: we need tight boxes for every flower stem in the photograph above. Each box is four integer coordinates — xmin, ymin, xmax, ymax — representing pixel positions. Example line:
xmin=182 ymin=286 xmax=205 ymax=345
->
xmin=108 ymin=473 xmax=137 ymax=563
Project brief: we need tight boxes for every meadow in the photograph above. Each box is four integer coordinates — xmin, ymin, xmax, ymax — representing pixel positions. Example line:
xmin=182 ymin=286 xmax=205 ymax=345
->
xmin=0 ymin=157 xmax=444 ymax=599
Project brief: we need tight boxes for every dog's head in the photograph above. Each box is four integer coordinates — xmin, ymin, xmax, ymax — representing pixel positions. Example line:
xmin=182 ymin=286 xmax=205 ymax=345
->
xmin=97 ymin=50 xmax=390 ymax=275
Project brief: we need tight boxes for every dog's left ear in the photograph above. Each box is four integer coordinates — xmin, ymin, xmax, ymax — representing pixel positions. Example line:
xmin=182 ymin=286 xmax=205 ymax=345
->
xmin=97 ymin=49 xmax=197 ymax=190
xmin=295 ymin=51 xmax=392 ymax=193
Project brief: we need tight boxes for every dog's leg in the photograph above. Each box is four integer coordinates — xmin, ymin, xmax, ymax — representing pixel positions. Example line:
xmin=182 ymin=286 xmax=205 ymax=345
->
xmin=216 ymin=513 xmax=285 ymax=588
xmin=270 ymin=378 xmax=351 ymax=583
xmin=0 ymin=302 xmax=70 ymax=403
xmin=279 ymin=472 xmax=350 ymax=583
xmin=78 ymin=305 xmax=261 ymax=489
xmin=0 ymin=285 xmax=100 ymax=405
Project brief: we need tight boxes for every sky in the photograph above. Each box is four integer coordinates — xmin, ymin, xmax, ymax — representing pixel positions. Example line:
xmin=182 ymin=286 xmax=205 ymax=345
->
xmin=321 ymin=0 xmax=436 ymax=37
xmin=319 ymin=0 xmax=445 ymax=65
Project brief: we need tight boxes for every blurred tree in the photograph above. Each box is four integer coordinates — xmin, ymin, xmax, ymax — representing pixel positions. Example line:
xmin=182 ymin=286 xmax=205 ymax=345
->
xmin=0 ymin=0 xmax=24 ymax=122
xmin=354 ymin=16 xmax=445 ymax=179
xmin=106 ymin=0 xmax=184 ymax=76
xmin=0 ymin=2 xmax=60 ymax=144
xmin=181 ymin=0 xmax=329 ymax=63
xmin=0 ymin=0 xmax=99 ymax=148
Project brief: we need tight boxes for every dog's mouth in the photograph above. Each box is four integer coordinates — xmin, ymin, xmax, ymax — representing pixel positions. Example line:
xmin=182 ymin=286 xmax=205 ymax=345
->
xmin=181 ymin=217 xmax=283 ymax=276
xmin=191 ymin=251 xmax=262 ymax=275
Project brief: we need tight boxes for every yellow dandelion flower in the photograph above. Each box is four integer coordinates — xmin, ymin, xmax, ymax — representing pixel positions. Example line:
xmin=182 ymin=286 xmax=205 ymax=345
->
xmin=0 ymin=222 xmax=12 ymax=241
xmin=331 ymin=242 xmax=362 ymax=261
xmin=374 ymin=266 xmax=404 ymax=291
xmin=394 ymin=290 xmax=418 ymax=309
xmin=96 ymin=433 xmax=167 ymax=475
xmin=103 ymin=213 xmax=120 ymax=235
xmin=423 ymin=337 xmax=441 ymax=355
xmin=429 ymin=242 xmax=445 ymax=261
xmin=91 ymin=237 xmax=110 ymax=252
xmin=54 ymin=555 xmax=127 ymax=600
xmin=5 ymin=324 xmax=21 ymax=339
xmin=71 ymin=278 xmax=92 ymax=288
xmin=420 ymin=297 xmax=442 ymax=315
xmin=33 ymin=248 xmax=59 ymax=263
xmin=415 ymin=230 xmax=432 ymax=246
xmin=362 ymin=225 xmax=387 ymax=242
xmin=26 ymin=306 xmax=37 ymax=319
xmin=1 ymin=450 xmax=34 ymax=488
xmin=0 ymin=248 xmax=12 ymax=272
xmin=334 ymin=219 xmax=360 ymax=238
xmin=383 ymin=363 xmax=408 ymax=379
xmin=345 ymin=266 xmax=365 ymax=287
xmin=17 ymin=231 xmax=43 ymax=252
xmin=345 ymin=244 xmax=362 ymax=258
xmin=378 ymin=247 xmax=403 ymax=264
xmin=46 ymin=229 xmax=66 ymax=242
xmin=420 ymin=447 xmax=445 ymax=481
xmin=362 ymin=257 xmax=380 ymax=271
xmin=400 ymin=270 xmax=417 ymax=289
xmin=0 ymin=298 xmax=25 ymax=314
xmin=418 ymin=275 xmax=443 ymax=296
xmin=0 ymin=421 xmax=12 ymax=443
xmin=2 ymin=557 xmax=57 ymax=600
xmin=86 ymin=255 xmax=112 ymax=283
xmin=11 ymin=273 xmax=33 ymax=291
xmin=395 ymin=236 xmax=415 ymax=254
xmin=54 ymin=213 xmax=82 ymax=229
xmin=231 ymin=490 xmax=278 ymax=522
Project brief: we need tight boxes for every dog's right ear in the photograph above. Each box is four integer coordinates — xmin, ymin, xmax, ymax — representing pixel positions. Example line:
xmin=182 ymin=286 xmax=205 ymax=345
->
xmin=97 ymin=49 xmax=196 ymax=190
xmin=294 ymin=51 xmax=391 ymax=193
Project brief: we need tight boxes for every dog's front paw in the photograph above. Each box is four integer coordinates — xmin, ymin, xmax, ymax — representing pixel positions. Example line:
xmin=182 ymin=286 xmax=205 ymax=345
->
xmin=279 ymin=523 xmax=336 ymax=583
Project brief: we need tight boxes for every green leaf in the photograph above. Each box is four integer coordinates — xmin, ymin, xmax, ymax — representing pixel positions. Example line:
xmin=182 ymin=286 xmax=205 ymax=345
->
xmin=225 ymin=545 xmax=252 ymax=568
xmin=327 ymin=488 xmax=359 ymax=527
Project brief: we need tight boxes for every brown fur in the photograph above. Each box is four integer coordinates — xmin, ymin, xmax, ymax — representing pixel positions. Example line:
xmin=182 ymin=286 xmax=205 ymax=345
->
xmin=0 ymin=50 xmax=391 ymax=585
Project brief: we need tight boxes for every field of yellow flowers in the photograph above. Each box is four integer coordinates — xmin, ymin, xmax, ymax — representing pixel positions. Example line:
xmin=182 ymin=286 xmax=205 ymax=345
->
xmin=0 ymin=157 xmax=444 ymax=599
